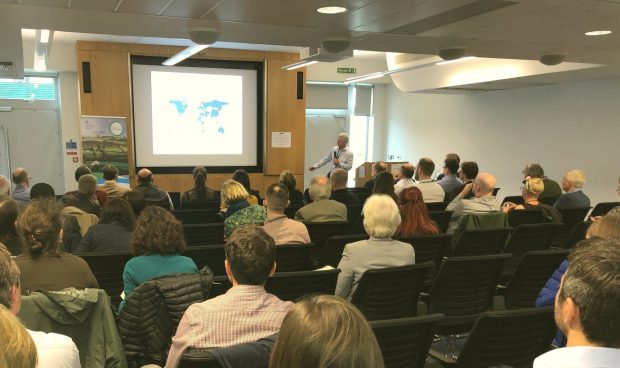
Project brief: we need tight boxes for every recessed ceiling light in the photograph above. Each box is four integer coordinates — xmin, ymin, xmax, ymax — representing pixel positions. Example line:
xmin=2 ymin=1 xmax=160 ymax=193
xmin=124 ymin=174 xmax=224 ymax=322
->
xmin=585 ymin=30 xmax=612 ymax=36
xmin=317 ymin=6 xmax=348 ymax=14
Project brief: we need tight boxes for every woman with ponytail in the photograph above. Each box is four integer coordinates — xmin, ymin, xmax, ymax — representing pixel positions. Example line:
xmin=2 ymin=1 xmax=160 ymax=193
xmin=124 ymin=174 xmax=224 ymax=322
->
xmin=13 ymin=199 xmax=98 ymax=292
xmin=181 ymin=166 xmax=218 ymax=204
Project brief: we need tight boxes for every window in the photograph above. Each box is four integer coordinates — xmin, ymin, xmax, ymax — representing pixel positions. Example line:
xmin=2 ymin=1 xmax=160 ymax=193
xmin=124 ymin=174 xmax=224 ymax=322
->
xmin=0 ymin=76 xmax=56 ymax=100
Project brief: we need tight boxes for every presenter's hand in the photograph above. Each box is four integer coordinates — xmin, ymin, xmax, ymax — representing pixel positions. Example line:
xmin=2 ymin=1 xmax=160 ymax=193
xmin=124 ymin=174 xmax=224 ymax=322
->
xmin=333 ymin=158 xmax=341 ymax=166
xmin=309 ymin=166 xmax=316 ymax=171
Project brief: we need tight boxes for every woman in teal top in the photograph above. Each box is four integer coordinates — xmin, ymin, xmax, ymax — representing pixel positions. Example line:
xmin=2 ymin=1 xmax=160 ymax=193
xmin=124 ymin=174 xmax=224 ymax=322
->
xmin=120 ymin=206 xmax=197 ymax=310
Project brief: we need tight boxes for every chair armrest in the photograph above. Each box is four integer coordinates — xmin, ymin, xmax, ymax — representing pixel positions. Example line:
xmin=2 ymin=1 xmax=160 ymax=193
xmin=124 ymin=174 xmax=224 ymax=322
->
xmin=428 ymin=348 xmax=458 ymax=367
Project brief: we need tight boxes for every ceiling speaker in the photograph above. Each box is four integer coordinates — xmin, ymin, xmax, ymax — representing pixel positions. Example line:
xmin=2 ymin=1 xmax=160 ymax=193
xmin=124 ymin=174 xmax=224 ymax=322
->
xmin=538 ymin=54 xmax=565 ymax=66
xmin=188 ymin=27 xmax=219 ymax=45
xmin=321 ymin=37 xmax=351 ymax=54
xmin=438 ymin=48 xmax=466 ymax=61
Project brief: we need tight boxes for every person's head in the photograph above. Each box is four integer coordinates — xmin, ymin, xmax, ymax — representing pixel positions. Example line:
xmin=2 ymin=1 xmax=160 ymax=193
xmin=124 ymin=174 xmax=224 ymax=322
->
xmin=521 ymin=177 xmax=544 ymax=200
xmin=30 ymin=183 xmax=55 ymax=200
xmin=130 ymin=206 xmax=186 ymax=256
xmin=221 ymin=179 xmax=249 ymax=207
xmin=102 ymin=165 xmax=119 ymax=181
xmin=445 ymin=153 xmax=460 ymax=165
xmin=278 ymin=170 xmax=297 ymax=192
xmin=78 ymin=174 xmax=97 ymax=197
xmin=586 ymin=214 xmax=620 ymax=241
xmin=269 ymin=295 xmax=384 ymax=368
xmin=74 ymin=165 xmax=92 ymax=182
xmin=0 ymin=175 xmax=10 ymax=199
xmin=397 ymin=187 xmax=438 ymax=236
xmin=12 ymin=168 xmax=29 ymax=187
xmin=265 ymin=183 xmax=289 ymax=214
xmin=522 ymin=163 xmax=545 ymax=179
xmin=459 ymin=161 xmax=479 ymax=181
xmin=555 ymin=237 xmax=620 ymax=348
xmin=0 ymin=245 xmax=21 ymax=313
xmin=122 ymin=190 xmax=146 ymax=217
xmin=473 ymin=172 xmax=496 ymax=198
xmin=562 ymin=169 xmax=586 ymax=192
xmin=372 ymin=161 xmax=387 ymax=176
xmin=373 ymin=171 xmax=397 ymax=199
xmin=309 ymin=176 xmax=331 ymax=202
xmin=100 ymin=198 xmax=136 ymax=231
xmin=443 ymin=158 xmax=459 ymax=176
xmin=232 ymin=169 xmax=252 ymax=194
xmin=0 ymin=305 xmax=38 ymax=368
xmin=330 ymin=168 xmax=348 ymax=190
xmin=400 ymin=163 xmax=415 ymax=179
xmin=224 ymin=224 xmax=275 ymax=286
xmin=0 ymin=200 xmax=20 ymax=240
xmin=137 ymin=168 xmax=154 ymax=184
xmin=336 ymin=132 xmax=349 ymax=150
xmin=17 ymin=199 xmax=63 ymax=258
xmin=363 ymin=194 xmax=401 ymax=239
xmin=415 ymin=158 xmax=435 ymax=180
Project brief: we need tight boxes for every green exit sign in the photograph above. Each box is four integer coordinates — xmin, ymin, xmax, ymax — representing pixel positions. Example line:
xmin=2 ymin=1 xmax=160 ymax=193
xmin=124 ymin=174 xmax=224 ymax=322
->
xmin=337 ymin=67 xmax=357 ymax=74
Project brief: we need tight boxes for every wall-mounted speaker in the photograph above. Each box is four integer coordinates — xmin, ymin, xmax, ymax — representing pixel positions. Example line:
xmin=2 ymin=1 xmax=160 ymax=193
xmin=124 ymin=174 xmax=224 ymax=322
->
xmin=297 ymin=71 xmax=303 ymax=100
xmin=82 ymin=62 xmax=91 ymax=93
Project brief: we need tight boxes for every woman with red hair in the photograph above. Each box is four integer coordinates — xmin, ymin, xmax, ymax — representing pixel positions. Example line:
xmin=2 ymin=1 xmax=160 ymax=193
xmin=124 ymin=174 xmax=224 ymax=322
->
xmin=396 ymin=186 xmax=439 ymax=236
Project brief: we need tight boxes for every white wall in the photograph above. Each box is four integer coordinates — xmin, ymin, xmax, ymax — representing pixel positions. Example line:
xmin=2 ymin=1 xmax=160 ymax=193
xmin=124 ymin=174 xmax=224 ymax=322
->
xmin=383 ymin=77 xmax=620 ymax=206
xmin=57 ymin=72 xmax=81 ymax=192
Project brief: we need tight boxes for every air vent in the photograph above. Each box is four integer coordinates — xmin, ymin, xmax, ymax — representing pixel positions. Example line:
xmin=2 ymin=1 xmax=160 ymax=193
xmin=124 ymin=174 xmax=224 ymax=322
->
xmin=0 ymin=61 xmax=16 ymax=77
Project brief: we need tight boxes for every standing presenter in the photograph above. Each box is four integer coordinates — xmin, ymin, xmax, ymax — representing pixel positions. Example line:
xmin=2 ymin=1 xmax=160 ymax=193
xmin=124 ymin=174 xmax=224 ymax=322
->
xmin=309 ymin=133 xmax=354 ymax=176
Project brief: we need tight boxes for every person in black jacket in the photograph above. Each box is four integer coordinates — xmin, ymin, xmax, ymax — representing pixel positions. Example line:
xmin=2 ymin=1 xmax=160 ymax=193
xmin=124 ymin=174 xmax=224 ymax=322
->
xmin=278 ymin=170 xmax=304 ymax=208
xmin=329 ymin=169 xmax=360 ymax=206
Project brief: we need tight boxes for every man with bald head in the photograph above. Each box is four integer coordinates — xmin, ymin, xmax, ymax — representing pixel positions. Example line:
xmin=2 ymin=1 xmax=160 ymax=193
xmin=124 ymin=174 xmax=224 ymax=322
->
xmin=10 ymin=167 xmax=30 ymax=206
xmin=446 ymin=172 xmax=502 ymax=232
xmin=134 ymin=168 xmax=174 ymax=210
xmin=330 ymin=168 xmax=360 ymax=206
xmin=295 ymin=175 xmax=347 ymax=222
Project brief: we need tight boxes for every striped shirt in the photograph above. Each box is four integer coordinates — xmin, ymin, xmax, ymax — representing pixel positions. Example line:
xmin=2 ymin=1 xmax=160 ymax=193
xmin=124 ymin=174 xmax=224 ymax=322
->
xmin=165 ymin=285 xmax=293 ymax=368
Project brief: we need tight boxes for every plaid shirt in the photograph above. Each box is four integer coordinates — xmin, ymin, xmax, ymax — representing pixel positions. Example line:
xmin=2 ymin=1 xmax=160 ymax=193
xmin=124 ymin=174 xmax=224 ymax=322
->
xmin=165 ymin=285 xmax=293 ymax=368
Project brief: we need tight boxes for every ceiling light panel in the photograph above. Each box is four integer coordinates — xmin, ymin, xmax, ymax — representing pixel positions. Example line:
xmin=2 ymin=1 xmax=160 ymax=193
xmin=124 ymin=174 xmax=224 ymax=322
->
xmin=317 ymin=6 xmax=348 ymax=14
xmin=585 ymin=30 xmax=612 ymax=36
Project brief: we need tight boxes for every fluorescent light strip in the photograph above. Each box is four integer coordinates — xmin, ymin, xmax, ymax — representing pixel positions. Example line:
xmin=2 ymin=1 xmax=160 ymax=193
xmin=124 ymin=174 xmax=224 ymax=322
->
xmin=344 ymin=72 xmax=385 ymax=84
xmin=435 ymin=56 xmax=477 ymax=66
xmin=162 ymin=44 xmax=210 ymax=66
xmin=285 ymin=60 xmax=319 ymax=70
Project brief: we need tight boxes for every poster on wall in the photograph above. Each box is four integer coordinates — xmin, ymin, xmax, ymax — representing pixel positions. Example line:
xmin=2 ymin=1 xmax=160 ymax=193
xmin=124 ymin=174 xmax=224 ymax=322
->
xmin=79 ymin=115 xmax=130 ymax=186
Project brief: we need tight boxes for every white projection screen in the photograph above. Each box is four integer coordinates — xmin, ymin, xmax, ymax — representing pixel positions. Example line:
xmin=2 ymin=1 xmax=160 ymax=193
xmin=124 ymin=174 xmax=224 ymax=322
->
xmin=131 ymin=56 xmax=263 ymax=173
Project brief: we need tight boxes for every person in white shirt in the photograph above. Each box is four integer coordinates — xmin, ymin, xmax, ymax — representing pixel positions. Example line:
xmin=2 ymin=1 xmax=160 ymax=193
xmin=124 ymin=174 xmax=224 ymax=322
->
xmin=413 ymin=158 xmax=444 ymax=203
xmin=394 ymin=163 xmax=416 ymax=196
xmin=0 ymin=245 xmax=81 ymax=368
xmin=309 ymin=132 xmax=354 ymax=175
xmin=533 ymin=237 xmax=620 ymax=368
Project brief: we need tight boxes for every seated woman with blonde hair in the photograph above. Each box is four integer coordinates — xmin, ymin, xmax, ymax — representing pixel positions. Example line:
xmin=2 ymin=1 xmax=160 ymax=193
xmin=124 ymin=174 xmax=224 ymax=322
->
xmin=221 ymin=179 xmax=266 ymax=237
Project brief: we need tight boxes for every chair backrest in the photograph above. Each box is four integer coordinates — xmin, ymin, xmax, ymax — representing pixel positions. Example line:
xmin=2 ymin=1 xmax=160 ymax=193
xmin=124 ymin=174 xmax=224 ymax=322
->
xmin=183 ymin=223 xmax=225 ymax=246
xmin=452 ymin=307 xmax=556 ymax=368
xmin=180 ymin=349 xmax=221 ymax=368
xmin=348 ymin=187 xmax=369 ymax=195
xmin=501 ymin=195 xmax=524 ymax=205
xmin=357 ymin=192 xmax=372 ymax=205
xmin=428 ymin=211 xmax=453 ymax=234
xmin=370 ymin=314 xmax=444 ymax=368
xmin=453 ymin=228 xmax=512 ymax=256
xmin=425 ymin=201 xmax=449 ymax=211
xmin=183 ymin=245 xmax=226 ymax=276
xmin=558 ymin=207 xmax=591 ymax=226
xmin=321 ymin=234 xmax=369 ymax=268
xmin=169 ymin=191 xmax=181 ymax=210
xmin=180 ymin=200 xmax=220 ymax=211
xmin=504 ymin=223 xmax=560 ymax=254
xmin=304 ymin=221 xmax=349 ymax=253
xmin=563 ymin=221 xmax=592 ymax=249
xmin=396 ymin=234 xmax=452 ymax=285
xmin=507 ymin=209 xmax=544 ymax=227
xmin=275 ymin=243 xmax=315 ymax=272
xmin=428 ymin=254 xmax=512 ymax=316
xmin=590 ymin=202 xmax=620 ymax=217
xmin=76 ymin=251 xmax=133 ymax=305
xmin=284 ymin=206 xmax=302 ymax=219
xmin=346 ymin=203 xmax=363 ymax=232
xmin=504 ymin=250 xmax=569 ymax=309
xmin=351 ymin=262 xmax=434 ymax=320
xmin=173 ymin=209 xmax=222 ymax=224
xmin=539 ymin=195 xmax=559 ymax=206
xmin=265 ymin=269 xmax=341 ymax=302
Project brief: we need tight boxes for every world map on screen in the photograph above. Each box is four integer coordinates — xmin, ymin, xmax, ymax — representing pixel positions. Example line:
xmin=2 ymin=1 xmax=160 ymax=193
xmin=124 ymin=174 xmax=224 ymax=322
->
xmin=169 ymin=98 xmax=229 ymax=133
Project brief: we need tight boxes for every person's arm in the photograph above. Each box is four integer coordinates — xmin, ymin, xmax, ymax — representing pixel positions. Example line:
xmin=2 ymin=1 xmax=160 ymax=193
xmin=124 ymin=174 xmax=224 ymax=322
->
xmin=535 ymin=260 xmax=568 ymax=307
xmin=166 ymin=309 xmax=195 ymax=368
xmin=309 ymin=149 xmax=333 ymax=171
xmin=334 ymin=245 xmax=354 ymax=298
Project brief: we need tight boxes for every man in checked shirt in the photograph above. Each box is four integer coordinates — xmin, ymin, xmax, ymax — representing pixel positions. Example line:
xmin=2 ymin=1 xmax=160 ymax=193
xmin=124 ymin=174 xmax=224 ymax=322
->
xmin=165 ymin=225 xmax=293 ymax=368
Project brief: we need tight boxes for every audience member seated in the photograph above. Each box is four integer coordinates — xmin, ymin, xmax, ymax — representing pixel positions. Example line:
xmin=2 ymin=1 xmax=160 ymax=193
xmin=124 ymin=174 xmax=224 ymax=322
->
xmin=278 ymin=170 xmax=304 ymax=208
xmin=221 ymin=179 xmax=267 ymax=238
xmin=330 ymin=168 xmax=361 ymax=206
xmin=263 ymin=183 xmax=310 ymax=245
xmin=135 ymin=168 xmax=174 ymax=210
xmin=395 ymin=187 xmax=439 ymax=236
xmin=554 ymin=169 xmax=591 ymax=209
xmin=335 ymin=194 xmax=415 ymax=300
xmin=447 ymin=172 xmax=502 ymax=233
xmin=166 ymin=225 xmax=293 ymax=368
xmin=0 ymin=175 xmax=10 ymax=200
xmin=0 ymin=305 xmax=38 ymax=368
xmin=533 ymin=238 xmax=620 ymax=367
xmin=413 ymin=158 xmax=445 ymax=203
xmin=394 ymin=163 xmax=416 ymax=196
xmin=14 ymin=200 xmax=98 ymax=292
xmin=502 ymin=177 xmax=562 ymax=223
xmin=364 ymin=161 xmax=387 ymax=193
xmin=65 ymin=165 xmax=108 ymax=206
xmin=436 ymin=157 xmax=463 ymax=195
xmin=295 ymin=176 xmax=346 ymax=222
xmin=121 ymin=206 xmax=197 ymax=309
xmin=181 ymin=166 xmax=218 ymax=204
xmin=60 ymin=174 xmax=102 ymax=217
xmin=373 ymin=171 xmax=400 ymax=205
xmin=446 ymin=161 xmax=478 ymax=202
xmin=269 ymin=295 xmax=384 ymax=368
xmin=122 ymin=190 xmax=146 ymax=218
xmin=74 ymin=198 xmax=135 ymax=253
xmin=98 ymin=164 xmax=130 ymax=198
xmin=436 ymin=153 xmax=460 ymax=181
xmin=0 ymin=199 xmax=26 ymax=255
xmin=232 ymin=169 xmax=262 ymax=206
xmin=0 ymin=245 xmax=81 ymax=368
xmin=10 ymin=167 xmax=31 ymax=207
xmin=522 ymin=163 xmax=562 ymax=200
xmin=392 ymin=168 xmax=402 ymax=184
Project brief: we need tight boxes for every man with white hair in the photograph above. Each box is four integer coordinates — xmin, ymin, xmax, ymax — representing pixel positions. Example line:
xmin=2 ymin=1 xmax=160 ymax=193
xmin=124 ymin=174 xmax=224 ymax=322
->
xmin=294 ymin=176 xmax=346 ymax=222
xmin=0 ymin=175 xmax=10 ymax=200
xmin=308 ymin=133 xmax=354 ymax=175
xmin=553 ymin=169 xmax=590 ymax=209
